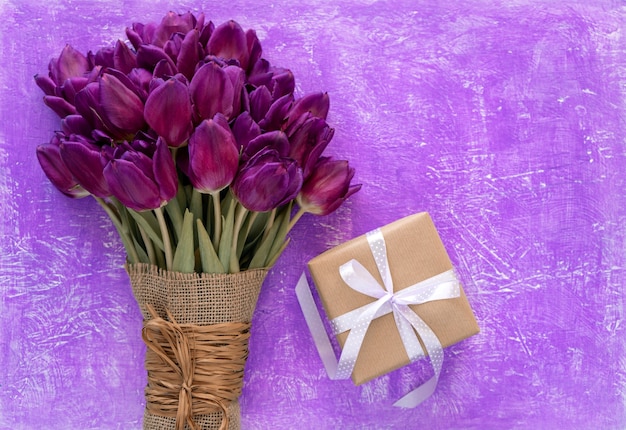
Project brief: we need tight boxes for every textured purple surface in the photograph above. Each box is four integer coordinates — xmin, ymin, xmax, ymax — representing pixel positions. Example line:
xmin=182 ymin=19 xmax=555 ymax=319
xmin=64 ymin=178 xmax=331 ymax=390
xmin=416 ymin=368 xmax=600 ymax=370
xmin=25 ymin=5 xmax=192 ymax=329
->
xmin=1 ymin=1 xmax=626 ymax=429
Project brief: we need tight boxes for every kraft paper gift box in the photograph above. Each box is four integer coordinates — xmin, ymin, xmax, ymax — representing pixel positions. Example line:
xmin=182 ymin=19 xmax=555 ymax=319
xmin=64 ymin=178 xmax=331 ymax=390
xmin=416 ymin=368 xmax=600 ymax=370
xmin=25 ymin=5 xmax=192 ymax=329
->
xmin=307 ymin=212 xmax=479 ymax=385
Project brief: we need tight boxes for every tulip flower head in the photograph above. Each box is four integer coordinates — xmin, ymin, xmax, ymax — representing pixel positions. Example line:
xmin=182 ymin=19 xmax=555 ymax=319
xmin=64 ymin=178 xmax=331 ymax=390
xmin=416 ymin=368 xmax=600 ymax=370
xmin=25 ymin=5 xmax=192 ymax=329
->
xmin=36 ymin=11 xmax=360 ymax=273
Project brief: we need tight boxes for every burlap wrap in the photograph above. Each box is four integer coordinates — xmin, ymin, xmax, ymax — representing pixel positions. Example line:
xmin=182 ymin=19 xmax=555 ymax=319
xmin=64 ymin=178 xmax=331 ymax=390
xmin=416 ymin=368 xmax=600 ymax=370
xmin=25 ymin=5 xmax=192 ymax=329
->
xmin=127 ymin=263 xmax=268 ymax=430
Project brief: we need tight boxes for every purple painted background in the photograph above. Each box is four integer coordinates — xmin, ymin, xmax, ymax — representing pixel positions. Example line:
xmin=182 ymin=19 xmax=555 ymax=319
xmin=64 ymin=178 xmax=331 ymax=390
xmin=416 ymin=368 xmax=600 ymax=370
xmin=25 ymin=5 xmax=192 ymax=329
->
xmin=2 ymin=0 xmax=625 ymax=429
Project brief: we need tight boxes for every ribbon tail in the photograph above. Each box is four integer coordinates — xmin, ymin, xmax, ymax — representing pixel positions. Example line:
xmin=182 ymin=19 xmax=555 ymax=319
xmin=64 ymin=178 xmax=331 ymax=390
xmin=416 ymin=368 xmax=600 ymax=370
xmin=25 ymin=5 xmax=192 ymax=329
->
xmin=393 ymin=376 xmax=438 ymax=408
xmin=393 ymin=304 xmax=445 ymax=408
xmin=295 ymin=273 xmax=339 ymax=379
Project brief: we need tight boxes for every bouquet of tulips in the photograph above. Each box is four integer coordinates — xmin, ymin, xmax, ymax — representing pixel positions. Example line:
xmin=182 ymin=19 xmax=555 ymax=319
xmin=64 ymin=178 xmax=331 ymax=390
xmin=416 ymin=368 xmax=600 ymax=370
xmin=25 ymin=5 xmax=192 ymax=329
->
xmin=35 ymin=11 xmax=360 ymax=430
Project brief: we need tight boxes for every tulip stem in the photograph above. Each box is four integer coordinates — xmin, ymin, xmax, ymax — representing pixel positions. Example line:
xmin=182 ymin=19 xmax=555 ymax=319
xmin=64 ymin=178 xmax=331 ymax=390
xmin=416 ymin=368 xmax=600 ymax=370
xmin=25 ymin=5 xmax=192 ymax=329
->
xmin=211 ymin=192 xmax=222 ymax=250
xmin=94 ymin=196 xmax=140 ymax=264
xmin=138 ymin=225 xmax=157 ymax=265
xmin=229 ymin=204 xmax=248 ymax=273
xmin=155 ymin=207 xmax=173 ymax=271
xmin=261 ymin=208 xmax=277 ymax=243
xmin=287 ymin=206 xmax=306 ymax=233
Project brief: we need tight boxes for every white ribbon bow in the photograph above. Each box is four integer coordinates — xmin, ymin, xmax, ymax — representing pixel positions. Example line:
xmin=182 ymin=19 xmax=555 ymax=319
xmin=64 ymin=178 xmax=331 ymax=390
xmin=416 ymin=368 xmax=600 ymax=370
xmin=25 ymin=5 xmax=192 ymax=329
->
xmin=296 ymin=228 xmax=461 ymax=408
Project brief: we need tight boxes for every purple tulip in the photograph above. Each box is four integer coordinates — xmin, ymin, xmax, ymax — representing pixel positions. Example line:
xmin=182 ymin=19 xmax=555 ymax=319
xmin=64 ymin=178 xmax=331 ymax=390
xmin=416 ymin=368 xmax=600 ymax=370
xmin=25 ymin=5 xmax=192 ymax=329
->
xmin=177 ymin=29 xmax=201 ymax=80
xmin=249 ymin=86 xmax=272 ymax=123
xmin=34 ymin=74 xmax=57 ymax=96
xmin=297 ymin=158 xmax=361 ymax=215
xmin=98 ymin=72 xmax=146 ymax=138
xmin=127 ymin=68 xmax=152 ymax=100
xmin=58 ymin=76 xmax=89 ymax=105
xmin=48 ymin=45 xmax=90 ymax=86
xmin=189 ymin=62 xmax=234 ymax=121
xmin=104 ymin=137 xmax=177 ymax=211
xmin=93 ymin=47 xmax=115 ymax=68
xmin=199 ymin=20 xmax=215 ymax=47
xmin=246 ymin=29 xmax=262 ymax=74
xmin=224 ymin=65 xmax=246 ymax=118
xmin=185 ymin=115 xmax=240 ymax=194
xmin=284 ymin=92 xmax=330 ymax=130
xmin=207 ymin=20 xmax=249 ymax=70
xmin=258 ymin=93 xmax=294 ymax=131
xmin=152 ymin=11 xmax=196 ymax=47
xmin=288 ymin=114 xmax=334 ymax=177
xmin=113 ymin=40 xmax=137 ymax=74
xmin=137 ymin=44 xmax=177 ymax=72
xmin=36 ymin=134 xmax=89 ymax=198
xmin=232 ymin=112 xmax=261 ymax=149
xmin=43 ymin=95 xmax=77 ymax=118
xmin=58 ymin=135 xmax=110 ymax=198
xmin=232 ymin=148 xmax=303 ymax=212
xmin=269 ymin=68 xmax=295 ymax=100
xmin=61 ymin=115 xmax=92 ymax=136
xmin=144 ymin=76 xmax=193 ymax=147
xmin=243 ymin=131 xmax=290 ymax=161
xmin=248 ymin=58 xmax=272 ymax=88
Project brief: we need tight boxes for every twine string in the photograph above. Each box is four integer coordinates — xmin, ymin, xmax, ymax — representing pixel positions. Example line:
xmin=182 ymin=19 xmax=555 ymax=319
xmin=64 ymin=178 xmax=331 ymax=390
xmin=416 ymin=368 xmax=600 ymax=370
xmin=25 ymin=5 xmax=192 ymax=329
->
xmin=142 ymin=305 xmax=250 ymax=430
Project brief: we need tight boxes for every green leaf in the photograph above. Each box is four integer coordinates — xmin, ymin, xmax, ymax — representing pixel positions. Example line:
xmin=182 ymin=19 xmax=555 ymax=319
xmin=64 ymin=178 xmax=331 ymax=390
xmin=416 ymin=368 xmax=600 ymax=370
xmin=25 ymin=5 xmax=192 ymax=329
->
xmin=247 ymin=210 xmax=269 ymax=243
xmin=196 ymin=219 xmax=225 ymax=273
xmin=131 ymin=234 xmax=150 ymax=264
xmin=172 ymin=209 xmax=195 ymax=273
xmin=176 ymin=183 xmax=187 ymax=212
xmin=266 ymin=202 xmax=293 ymax=265
xmin=266 ymin=237 xmax=291 ymax=268
xmin=217 ymin=200 xmax=235 ymax=273
xmin=236 ymin=211 xmax=256 ymax=260
xmin=165 ymin=195 xmax=184 ymax=243
xmin=127 ymin=209 xmax=164 ymax=251
xmin=248 ymin=212 xmax=284 ymax=269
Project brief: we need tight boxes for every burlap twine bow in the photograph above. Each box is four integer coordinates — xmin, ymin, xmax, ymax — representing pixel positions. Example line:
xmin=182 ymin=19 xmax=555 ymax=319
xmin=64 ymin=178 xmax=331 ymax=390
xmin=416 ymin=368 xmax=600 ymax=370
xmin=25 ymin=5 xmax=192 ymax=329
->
xmin=142 ymin=305 xmax=251 ymax=430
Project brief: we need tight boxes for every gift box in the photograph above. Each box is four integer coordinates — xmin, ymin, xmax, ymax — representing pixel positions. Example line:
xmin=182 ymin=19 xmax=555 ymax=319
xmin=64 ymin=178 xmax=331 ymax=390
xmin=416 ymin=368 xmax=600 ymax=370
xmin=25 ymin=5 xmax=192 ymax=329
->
xmin=307 ymin=212 xmax=479 ymax=385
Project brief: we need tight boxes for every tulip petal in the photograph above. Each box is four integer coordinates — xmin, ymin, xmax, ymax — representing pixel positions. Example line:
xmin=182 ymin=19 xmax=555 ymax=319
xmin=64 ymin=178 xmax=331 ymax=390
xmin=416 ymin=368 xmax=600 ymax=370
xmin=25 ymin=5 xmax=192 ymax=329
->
xmin=232 ymin=112 xmax=261 ymax=150
xmin=127 ymin=68 xmax=152 ymax=100
xmin=60 ymin=76 xmax=88 ymax=105
xmin=207 ymin=20 xmax=249 ymax=69
xmin=36 ymin=138 xmax=89 ymax=198
xmin=249 ymin=85 xmax=272 ymax=123
xmin=94 ymin=47 xmax=115 ymax=68
xmin=199 ymin=21 xmax=215 ymax=47
xmin=177 ymin=29 xmax=201 ymax=80
xmin=114 ymin=40 xmax=137 ymax=74
xmin=233 ymin=149 xmax=302 ymax=212
xmin=189 ymin=62 xmax=234 ymax=121
xmin=188 ymin=119 xmax=239 ymax=193
xmin=99 ymin=73 xmax=145 ymax=133
xmin=285 ymin=92 xmax=330 ymax=130
xmin=245 ymin=131 xmax=290 ymax=160
xmin=137 ymin=44 xmax=177 ymax=72
xmin=246 ymin=29 xmax=262 ymax=74
xmin=271 ymin=69 xmax=295 ymax=100
xmin=153 ymin=11 xmax=195 ymax=47
xmin=43 ymin=95 xmax=77 ymax=118
xmin=248 ymin=58 xmax=272 ymax=88
xmin=259 ymin=93 xmax=293 ymax=131
xmin=144 ymin=77 xmax=193 ymax=147
xmin=35 ymin=74 xmax=57 ymax=96
xmin=125 ymin=26 xmax=143 ymax=50
xmin=153 ymin=137 xmax=178 ymax=202
xmin=51 ymin=45 xmax=89 ymax=85
xmin=224 ymin=65 xmax=245 ymax=118
xmin=61 ymin=115 xmax=92 ymax=136
xmin=153 ymin=58 xmax=177 ymax=79
xmin=104 ymin=159 xmax=161 ymax=211
xmin=59 ymin=139 xmax=109 ymax=198
xmin=297 ymin=158 xmax=360 ymax=215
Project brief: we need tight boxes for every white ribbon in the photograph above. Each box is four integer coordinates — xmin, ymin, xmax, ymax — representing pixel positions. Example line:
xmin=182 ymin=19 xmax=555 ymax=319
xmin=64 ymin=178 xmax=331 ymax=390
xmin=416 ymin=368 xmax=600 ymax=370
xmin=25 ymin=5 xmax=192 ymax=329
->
xmin=295 ymin=228 xmax=461 ymax=408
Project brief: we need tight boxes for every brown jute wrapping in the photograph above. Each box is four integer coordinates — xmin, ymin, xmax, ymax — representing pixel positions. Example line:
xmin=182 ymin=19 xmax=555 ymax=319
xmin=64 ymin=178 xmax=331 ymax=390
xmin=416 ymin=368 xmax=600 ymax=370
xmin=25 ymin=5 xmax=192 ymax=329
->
xmin=127 ymin=263 xmax=268 ymax=430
